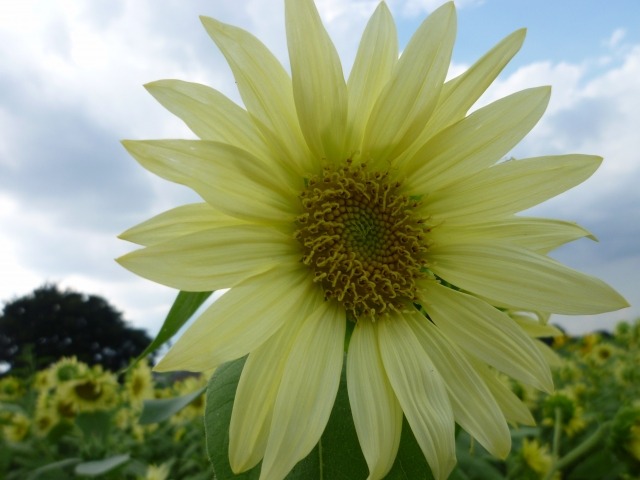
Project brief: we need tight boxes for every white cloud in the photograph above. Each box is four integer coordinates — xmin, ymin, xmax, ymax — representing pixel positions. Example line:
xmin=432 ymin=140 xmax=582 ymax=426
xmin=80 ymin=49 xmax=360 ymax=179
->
xmin=604 ymin=27 xmax=626 ymax=49
xmin=390 ymin=0 xmax=484 ymax=16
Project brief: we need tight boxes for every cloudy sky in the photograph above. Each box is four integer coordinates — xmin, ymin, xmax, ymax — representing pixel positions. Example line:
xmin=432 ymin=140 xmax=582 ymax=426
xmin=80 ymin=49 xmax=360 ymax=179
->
xmin=1 ymin=0 xmax=638 ymax=338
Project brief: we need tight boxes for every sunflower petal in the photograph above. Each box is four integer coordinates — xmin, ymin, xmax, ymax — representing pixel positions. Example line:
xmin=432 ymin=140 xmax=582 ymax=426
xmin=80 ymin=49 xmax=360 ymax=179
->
xmin=425 ymin=155 xmax=602 ymax=223
xmin=229 ymin=292 xmax=321 ymax=472
xmin=154 ymin=266 xmax=317 ymax=373
xmin=286 ymin=0 xmax=348 ymax=161
xmin=471 ymin=360 xmax=536 ymax=426
xmin=260 ymin=300 xmax=345 ymax=480
xmin=144 ymin=80 xmax=270 ymax=160
xmin=200 ymin=16 xmax=311 ymax=174
xmin=122 ymin=140 xmax=298 ymax=224
xmin=406 ymin=311 xmax=511 ymax=458
xmin=119 ymin=203 xmax=244 ymax=247
xmin=346 ymin=2 xmax=398 ymax=158
xmin=428 ymin=217 xmax=595 ymax=254
xmin=117 ymin=225 xmax=294 ymax=292
xmin=378 ymin=315 xmax=456 ymax=480
xmin=405 ymin=86 xmax=550 ymax=192
xmin=362 ymin=2 xmax=456 ymax=162
xmin=420 ymin=29 xmax=526 ymax=142
xmin=347 ymin=320 xmax=403 ymax=480
xmin=421 ymin=282 xmax=553 ymax=391
xmin=429 ymin=242 xmax=629 ymax=314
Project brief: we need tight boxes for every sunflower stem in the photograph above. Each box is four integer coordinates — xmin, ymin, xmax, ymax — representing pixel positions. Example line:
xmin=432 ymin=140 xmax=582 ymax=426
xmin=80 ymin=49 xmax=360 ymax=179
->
xmin=543 ymin=421 xmax=610 ymax=480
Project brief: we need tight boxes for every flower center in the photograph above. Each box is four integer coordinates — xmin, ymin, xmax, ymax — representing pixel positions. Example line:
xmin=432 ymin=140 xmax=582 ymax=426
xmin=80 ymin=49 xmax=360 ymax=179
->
xmin=294 ymin=160 xmax=429 ymax=319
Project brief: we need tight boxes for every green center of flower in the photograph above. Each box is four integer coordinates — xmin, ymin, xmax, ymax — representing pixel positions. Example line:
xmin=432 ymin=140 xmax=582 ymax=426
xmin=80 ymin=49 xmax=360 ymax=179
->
xmin=294 ymin=160 xmax=429 ymax=319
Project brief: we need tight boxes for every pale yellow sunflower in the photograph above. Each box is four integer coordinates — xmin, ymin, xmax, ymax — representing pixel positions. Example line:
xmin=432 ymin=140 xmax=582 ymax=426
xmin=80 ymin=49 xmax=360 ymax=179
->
xmin=57 ymin=366 xmax=119 ymax=414
xmin=117 ymin=1 xmax=628 ymax=479
xmin=125 ymin=360 xmax=155 ymax=407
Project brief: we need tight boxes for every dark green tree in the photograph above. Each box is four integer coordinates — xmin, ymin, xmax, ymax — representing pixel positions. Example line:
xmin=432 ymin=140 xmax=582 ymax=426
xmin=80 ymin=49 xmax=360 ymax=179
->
xmin=0 ymin=284 xmax=153 ymax=376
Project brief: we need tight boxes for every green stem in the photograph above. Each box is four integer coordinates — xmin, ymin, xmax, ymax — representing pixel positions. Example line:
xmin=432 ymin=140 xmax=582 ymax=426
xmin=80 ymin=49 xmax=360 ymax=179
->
xmin=543 ymin=422 xmax=610 ymax=480
xmin=543 ymin=408 xmax=562 ymax=480
xmin=552 ymin=407 xmax=562 ymax=460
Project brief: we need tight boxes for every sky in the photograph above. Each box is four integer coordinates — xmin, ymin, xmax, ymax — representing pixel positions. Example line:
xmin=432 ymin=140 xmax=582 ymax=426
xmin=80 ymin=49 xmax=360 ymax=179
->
xmin=0 ymin=0 xmax=639 ymax=339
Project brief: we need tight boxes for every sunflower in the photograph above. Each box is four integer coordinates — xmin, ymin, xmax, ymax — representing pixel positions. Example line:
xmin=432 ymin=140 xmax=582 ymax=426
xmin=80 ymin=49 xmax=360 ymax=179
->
xmin=57 ymin=366 xmax=119 ymax=414
xmin=118 ymin=1 xmax=628 ymax=478
xmin=125 ymin=360 xmax=155 ymax=407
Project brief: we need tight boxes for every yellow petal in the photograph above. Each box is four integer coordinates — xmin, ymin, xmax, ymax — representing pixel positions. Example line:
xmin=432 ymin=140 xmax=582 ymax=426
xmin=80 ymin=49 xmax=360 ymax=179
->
xmin=285 ymin=0 xmax=348 ymax=161
xmin=535 ymin=340 xmax=563 ymax=368
xmin=513 ymin=314 xmax=563 ymax=338
xmin=119 ymin=203 xmax=243 ymax=247
xmin=406 ymin=311 xmax=511 ymax=459
xmin=229 ymin=294 xmax=320 ymax=472
xmin=346 ymin=2 xmax=398 ymax=158
xmin=347 ymin=320 xmax=402 ymax=480
xmin=362 ymin=2 xmax=456 ymax=163
xmin=378 ymin=314 xmax=456 ymax=480
xmin=117 ymin=224 xmax=295 ymax=292
xmin=429 ymin=217 xmax=595 ymax=254
xmin=260 ymin=300 xmax=345 ymax=480
xmin=429 ymin=242 xmax=629 ymax=314
xmin=424 ymin=155 xmax=602 ymax=223
xmin=155 ymin=266 xmax=317 ymax=373
xmin=422 ymin=282 xmax=553 ymax=391
xmin=471 ymin=360 xmax=536 ymax=426
xmin=200 ymin=16 xmax=312 ymax=174
xmin=122 ymin=140 xmax=298 ymax=225
xmin=404 ymin=86 xmax=550 ymax=192
xmin=144 ymin=80 xmax=270 ymax=160
xmin=412 ymin=28 xmax=526 ymax=149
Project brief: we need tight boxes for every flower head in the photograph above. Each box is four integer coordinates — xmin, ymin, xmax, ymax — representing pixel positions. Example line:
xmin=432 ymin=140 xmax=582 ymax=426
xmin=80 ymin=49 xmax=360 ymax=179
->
xmin=125 ymin=360 xmax=155 ymax=407
xmin=118 ymin=1 xmax=628 ymax=478
xmin=57 ymin=365 xmax=119 ymax=414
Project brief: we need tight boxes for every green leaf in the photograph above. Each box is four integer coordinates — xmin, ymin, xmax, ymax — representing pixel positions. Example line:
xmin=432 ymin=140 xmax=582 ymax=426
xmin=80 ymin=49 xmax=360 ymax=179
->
xmin=139 ymin=385 xmax=207 ymax=425
xmin=74 ymin=454 xmax=130 ymax=476
xmin=135 ymin=290 xmax=212 ymax=362
xmin=27 ymin=458 xmax=81 ymax=480
xmin=205 ymin=356 xmax=435 ymax=480
xmin=383 ymin=417 xmax=435 ymax=480
xmin=455 ymin=449 xmax=504 ymax=480
xmin=75 ymin=411 xmax=112 ymax=442
xmin=566 ymin=449 xmax=624 ymax=480
xmin=205 ymin=357 xmax=258 ymax=480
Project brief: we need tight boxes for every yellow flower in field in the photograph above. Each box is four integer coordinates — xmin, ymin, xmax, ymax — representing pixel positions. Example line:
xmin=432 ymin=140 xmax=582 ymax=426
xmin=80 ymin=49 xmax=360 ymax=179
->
xmin=521 ymin=438 xmax=557 ymax=479
xmin=58 ymin=366 xmax=119 ymax=414
xmin=125 ymin=360 xmax=155 ymax=406
xmin=0 ymin=376 xmax=23 ymax=402
xmin=142 ymin=462 xmax=171 ymax=480
xmin=33 ymin=406 xmax=59 ymax=437
xmin=580 ymin=332 xmax=600 ymax=354
xmin=46 ymin=356 xmax=88 ymax=386
xmin=118 ymin=1 xmax=628 ymax=478
xmin=586 ymin=342 xmax=618 ymax=365
xmin=2 ymin=412 xmax=30 ymax=443
xmin=542 ymin=391 xmax=587 ymax=437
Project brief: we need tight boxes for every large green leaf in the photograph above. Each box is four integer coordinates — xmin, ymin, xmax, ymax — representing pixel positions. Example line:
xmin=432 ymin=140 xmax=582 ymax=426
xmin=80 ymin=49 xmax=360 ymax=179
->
xmin=74 ymin=454 xmax=130 ymax=476
xmin=205 ymin=356 xmax=436 ymax=479
xmin=135 ymin=290 xmax=212 ymax=362
xmin=26 ymin=458 xmax=81 ymax=480
xmin=139 ymin=385 xmax=207 ymax=425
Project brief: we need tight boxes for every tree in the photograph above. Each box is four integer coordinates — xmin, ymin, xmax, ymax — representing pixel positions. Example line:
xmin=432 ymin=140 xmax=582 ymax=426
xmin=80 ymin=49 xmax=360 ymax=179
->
xmin=0 ymin=284 xmax=153 ymax=376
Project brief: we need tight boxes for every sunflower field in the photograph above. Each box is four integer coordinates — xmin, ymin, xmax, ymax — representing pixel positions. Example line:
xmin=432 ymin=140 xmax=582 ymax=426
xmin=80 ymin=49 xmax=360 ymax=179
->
xmin=1 ymin=318 xmax=639 ymax=480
